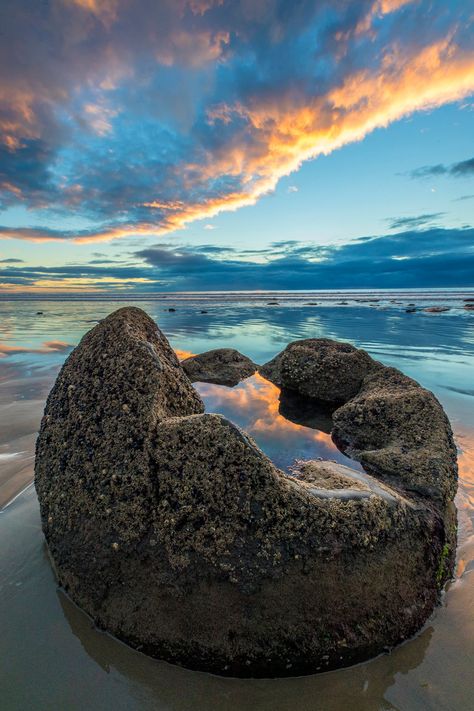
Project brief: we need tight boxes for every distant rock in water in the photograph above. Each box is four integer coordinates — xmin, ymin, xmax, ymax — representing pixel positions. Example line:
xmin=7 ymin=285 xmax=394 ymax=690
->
xmin=423 ymin=306 xmax=450 ymax=313
xmin=35 ymin=309 xmax=457 ymax=678
xmin=182 ymin=348 xmax=256 ymax=386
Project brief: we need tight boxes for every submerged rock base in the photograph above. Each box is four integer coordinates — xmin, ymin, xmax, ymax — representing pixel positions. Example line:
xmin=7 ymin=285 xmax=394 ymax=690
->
xmin=35 ymin=308 xmax=457 ymax=677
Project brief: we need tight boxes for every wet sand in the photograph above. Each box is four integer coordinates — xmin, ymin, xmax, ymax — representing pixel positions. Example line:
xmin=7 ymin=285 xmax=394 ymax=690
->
xmin=0 ymin=368 xmax=52 ymax=507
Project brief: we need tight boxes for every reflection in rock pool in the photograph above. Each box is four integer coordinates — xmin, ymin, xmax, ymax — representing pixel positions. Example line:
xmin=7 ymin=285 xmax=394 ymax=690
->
xmin=195 ymin=373 xmax=358 ymax=472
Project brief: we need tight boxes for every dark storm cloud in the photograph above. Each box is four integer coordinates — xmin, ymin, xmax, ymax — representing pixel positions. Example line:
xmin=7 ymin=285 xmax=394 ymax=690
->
xmin=2 ymin=226 xmax=473 ymax=291
xmin=134 ymin=226 xmax=474 ymax=290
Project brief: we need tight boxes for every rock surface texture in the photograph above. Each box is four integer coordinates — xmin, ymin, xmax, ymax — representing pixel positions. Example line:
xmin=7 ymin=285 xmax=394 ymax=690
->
xmin=259 ymin=338 xmax=381 ymax=403
xmin=36 ymin=310 xmax=457 ymax=678
xmin=181 ymin=348 xmax=256 ymax=386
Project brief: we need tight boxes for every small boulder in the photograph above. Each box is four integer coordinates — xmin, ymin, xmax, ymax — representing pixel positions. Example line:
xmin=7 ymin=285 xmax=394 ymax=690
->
xmin=182 ymin=348 xmax=256 ymax=386
xmin=259 ymin=338 xmax=381 ymax=403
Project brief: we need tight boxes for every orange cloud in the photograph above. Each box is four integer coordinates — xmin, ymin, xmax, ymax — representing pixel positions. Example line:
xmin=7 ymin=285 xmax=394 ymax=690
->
xmin=64 ymin=0 xmax=119 ymax=26
xmin=1 ymin=12 xmax=473 ymax=247
xmin=2 ymin=32 xmax=471 ymax=246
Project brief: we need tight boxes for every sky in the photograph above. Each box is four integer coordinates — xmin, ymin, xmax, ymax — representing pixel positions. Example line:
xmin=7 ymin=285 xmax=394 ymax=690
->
xmin=0 ymin=0 xmax=473 ymax=293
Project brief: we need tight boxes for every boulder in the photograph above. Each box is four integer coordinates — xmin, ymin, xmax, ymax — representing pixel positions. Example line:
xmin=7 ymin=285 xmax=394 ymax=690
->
xmin=332 ymin=367 xmax=457 ymax=504
xmin=35 ymin=310 xmax=457 ymax=678
xmin=259 ymin=338 xmax=381 ymax=403
xmin=35 ymin=307 xmax=204 ymax=547
xmin=181 ymin=348 xmax=256 ymax=387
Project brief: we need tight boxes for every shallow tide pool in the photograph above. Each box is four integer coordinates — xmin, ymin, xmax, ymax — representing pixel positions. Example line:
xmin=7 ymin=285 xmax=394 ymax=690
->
xmin=1 ymin=294 xmax=474 ymax=710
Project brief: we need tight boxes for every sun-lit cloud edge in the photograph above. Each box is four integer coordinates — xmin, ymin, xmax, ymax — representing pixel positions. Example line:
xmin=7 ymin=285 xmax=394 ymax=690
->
xmin=1 ymin=32 xmax=473 ymax=246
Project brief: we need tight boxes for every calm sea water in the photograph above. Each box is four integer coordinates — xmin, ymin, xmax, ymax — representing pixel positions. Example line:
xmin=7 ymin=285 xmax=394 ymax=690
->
xmin=1 ymin=292 xmax=474 ymax=710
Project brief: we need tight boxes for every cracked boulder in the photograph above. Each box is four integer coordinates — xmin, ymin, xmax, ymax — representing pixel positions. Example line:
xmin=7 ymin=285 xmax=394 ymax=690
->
xmin=35 ymin=309 xmax=457 ymax=678
xmin=181 ymin=348 xmax=256 ymax=386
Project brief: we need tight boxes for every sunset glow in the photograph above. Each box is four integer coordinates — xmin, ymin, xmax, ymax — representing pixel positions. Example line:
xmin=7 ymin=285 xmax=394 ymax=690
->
xmin=0 ymin=0 xmax=472 ymax=291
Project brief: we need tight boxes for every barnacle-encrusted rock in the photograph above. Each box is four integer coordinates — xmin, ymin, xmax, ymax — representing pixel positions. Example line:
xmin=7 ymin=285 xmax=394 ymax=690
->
xmin=331 ymin=366 xmax=457 ymax=504
xmin=181 ymin=348 xmax=256 ymax=386
xmin=35 ymin=309 xmax=457 ymax=678
xmin=259 ymin=338 xmax=381 ymax=403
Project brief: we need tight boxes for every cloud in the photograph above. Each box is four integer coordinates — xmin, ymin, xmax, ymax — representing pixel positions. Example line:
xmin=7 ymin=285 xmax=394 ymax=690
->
xmin=453 ymin=194 xmax=474 ymax=202
xmin=123 ymin=225 xmax=474 ymax=290
xmin=0 ymin=1 xmax=472 ymax=242
xmin=386 ymin=212 xmax=445 ymax=230
xmin=410 ymin=156 xmax=474 ymax=179
xmin=3 ymin=225 xmax=473 ymax=292
xmin=0 ymin=257 xmax=24 ymax=263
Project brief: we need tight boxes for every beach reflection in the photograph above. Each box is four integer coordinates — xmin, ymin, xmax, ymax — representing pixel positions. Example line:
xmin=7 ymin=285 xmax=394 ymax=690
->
xmin=455 ymin=430 xmax=474 ymax=587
